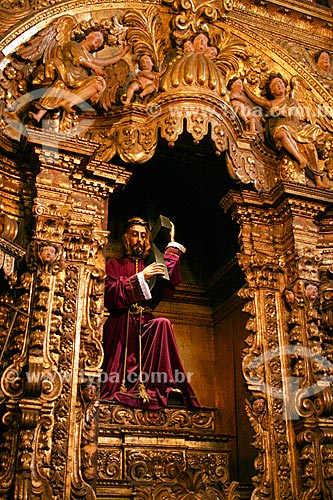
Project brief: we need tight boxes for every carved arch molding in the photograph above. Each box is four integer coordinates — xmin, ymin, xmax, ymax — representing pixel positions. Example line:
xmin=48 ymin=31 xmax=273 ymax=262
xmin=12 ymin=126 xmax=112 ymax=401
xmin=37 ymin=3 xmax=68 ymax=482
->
xmin=1 ymin=0 xmax=333 ymax=499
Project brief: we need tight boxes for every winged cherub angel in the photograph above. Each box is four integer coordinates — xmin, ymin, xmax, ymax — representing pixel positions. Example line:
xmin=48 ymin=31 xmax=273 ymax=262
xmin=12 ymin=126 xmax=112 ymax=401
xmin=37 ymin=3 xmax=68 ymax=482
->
xmin=243 ymin=73 xmax=332 ymax=188
xmin=15 ymin=16 xmax=129 ymax=122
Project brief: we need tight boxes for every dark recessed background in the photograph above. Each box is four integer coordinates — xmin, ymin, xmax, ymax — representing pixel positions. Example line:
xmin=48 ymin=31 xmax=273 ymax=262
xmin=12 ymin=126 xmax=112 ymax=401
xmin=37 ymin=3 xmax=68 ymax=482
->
xmin=107 ymin=131 xmax=241 ymax=285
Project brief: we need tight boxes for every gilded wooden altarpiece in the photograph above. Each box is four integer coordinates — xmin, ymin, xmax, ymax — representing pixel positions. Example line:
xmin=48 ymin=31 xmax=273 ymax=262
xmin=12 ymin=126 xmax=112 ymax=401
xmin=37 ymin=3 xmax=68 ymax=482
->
xmin=0 ymin=0 xmax=333 ymax=498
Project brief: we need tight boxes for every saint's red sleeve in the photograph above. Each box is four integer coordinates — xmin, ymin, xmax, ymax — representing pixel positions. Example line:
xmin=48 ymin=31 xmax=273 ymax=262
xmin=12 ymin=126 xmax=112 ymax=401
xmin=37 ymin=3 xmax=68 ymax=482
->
xmin=104 ymin=259 xmax=146 ymax=310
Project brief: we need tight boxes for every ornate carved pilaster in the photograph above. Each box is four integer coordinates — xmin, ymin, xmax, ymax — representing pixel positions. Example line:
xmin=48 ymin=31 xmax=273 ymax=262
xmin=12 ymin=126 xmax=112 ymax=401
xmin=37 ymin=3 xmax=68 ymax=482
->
xmin=222 ymin=186 xmax=333 ymax=500
xmin=0 ymin=132 xmax=131 ymax=498
xmin=289 ymin=204 xmax=333 ymax=500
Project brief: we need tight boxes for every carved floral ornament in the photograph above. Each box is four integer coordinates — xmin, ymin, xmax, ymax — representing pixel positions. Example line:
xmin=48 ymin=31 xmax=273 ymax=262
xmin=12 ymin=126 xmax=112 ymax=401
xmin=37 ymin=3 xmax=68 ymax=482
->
xmin=0 ymin=3 xmax=333 ymax=192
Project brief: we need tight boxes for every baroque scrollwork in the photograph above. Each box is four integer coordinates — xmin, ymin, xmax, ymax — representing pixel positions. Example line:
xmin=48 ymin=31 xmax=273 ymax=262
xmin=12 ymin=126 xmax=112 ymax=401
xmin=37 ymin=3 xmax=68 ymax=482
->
xmin=0 ymin=1 xmax=332 ymax=194
xmin=97 ymin=448 xmax=121 ymax=481
xmin=281 ymin=238 xmax=333 ymax=499
xmin=0 ymin=7 xmax=264 ymax=189
xmin=99 ymin=401 xmax=215 ymax=431
xmin=134 ymin=468 xmax=237 ymax=500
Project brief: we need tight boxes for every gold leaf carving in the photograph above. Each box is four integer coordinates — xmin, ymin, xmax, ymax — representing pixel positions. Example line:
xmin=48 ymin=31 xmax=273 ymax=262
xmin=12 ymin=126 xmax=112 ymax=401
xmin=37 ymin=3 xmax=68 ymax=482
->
xmin=123 ymin=7 xmax=167 ymax=70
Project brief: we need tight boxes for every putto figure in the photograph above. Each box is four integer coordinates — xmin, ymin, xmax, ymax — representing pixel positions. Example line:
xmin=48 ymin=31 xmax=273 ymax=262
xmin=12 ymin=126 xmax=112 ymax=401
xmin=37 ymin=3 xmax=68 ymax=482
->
xmin=100 ymin=217 xmax=201 ymax=409
xmin=227 ymin=77 xmax=263 ymax=134
xmin=315 ymin=50 xmax=331 ymax=76
xmin=182 ymin=33 xmax=217 ymax=58
xmin=161 ymin=31 xmax=227 ymax=95
xmin=122 ymin=54 xmax=164 ymax=105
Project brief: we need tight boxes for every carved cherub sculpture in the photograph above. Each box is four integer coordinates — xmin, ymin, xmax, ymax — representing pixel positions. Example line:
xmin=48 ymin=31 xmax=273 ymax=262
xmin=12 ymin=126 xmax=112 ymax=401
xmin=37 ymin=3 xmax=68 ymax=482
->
xmin=183 ymin=33 xmax=217 ymax=59
xmin=227 ymin=77 xmax=263 ymax=134
xmin=315 ymin=50 xmax=331 ymax=76
xmin=122 ymin=54 xmax=164 ymax=105
xmin=290 ymin=47 xmax=333 ymax=94
xmin=39 ymin=245 xmax=56 ymax=264
xmin=161 ymin=31 xmax=233 ymax=96
xmin=243 ymin=73 xmax=331 ymax=188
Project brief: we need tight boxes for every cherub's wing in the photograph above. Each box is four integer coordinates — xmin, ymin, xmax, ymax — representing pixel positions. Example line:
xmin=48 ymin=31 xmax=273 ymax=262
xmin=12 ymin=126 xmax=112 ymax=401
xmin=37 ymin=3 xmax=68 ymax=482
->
xmin=97 ymin=60 xmax=130 ymax=110
xmin=16 ymin=15 xmax=76 ymax=63
xmin=290 ymin=76 xmax=316 ymax=124
xmin=290 ymin=75 xmax=333 ymax=131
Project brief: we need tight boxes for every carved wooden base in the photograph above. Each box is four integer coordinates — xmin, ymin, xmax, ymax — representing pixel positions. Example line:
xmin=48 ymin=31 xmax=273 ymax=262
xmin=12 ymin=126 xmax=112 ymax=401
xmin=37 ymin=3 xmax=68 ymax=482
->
xmin=97 ymin=402 xmax=238 ymax=499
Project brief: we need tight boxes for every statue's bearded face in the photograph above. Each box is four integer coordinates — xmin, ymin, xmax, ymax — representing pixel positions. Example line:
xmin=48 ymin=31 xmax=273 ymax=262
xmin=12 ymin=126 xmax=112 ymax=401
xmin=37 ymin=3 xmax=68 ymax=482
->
xmin=127 ymin=224 xmax=148 ymax=257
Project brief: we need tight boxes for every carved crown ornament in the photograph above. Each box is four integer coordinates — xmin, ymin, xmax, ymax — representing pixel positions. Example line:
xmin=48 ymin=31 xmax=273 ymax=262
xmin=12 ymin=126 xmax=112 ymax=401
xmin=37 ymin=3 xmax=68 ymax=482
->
xmin=0 ymin=3 xmax=333 ymax=192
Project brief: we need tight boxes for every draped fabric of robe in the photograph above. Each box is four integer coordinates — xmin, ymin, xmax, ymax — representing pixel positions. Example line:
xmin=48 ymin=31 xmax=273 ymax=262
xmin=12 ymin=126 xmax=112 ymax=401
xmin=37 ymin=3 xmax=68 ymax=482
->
xmin=100 ymin=245 xmax=202 ymax=409
xmin=36 ymin=41 xmax=106 ymax=112
xmin=266 ymin=97 xmax=324 ymax=175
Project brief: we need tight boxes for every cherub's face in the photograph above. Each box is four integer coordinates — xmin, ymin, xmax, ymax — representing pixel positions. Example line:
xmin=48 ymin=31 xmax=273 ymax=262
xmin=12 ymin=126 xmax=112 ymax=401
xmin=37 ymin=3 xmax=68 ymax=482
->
xmin=82 ymin=384 xmax=97 ymax=402
xmin=184 ymin=40 xmax=194 ymax=54
xmin=206 ymin=46 xmax=218 ymax=59
xmin=192 ymin=34 xmax=209 ymax=53
xmin=40 ymin=245 xmax=56 ymax=263
xmin=270 ymin=77 xmax=285 ymax=97
xmin=305 ymin=284 xmax=318 ymax=301
xmin=253 ymin=398 xmax=265 ymax=414
xmin=284 ymin=289 xmax=294 ymax=305
xmin=231 ymin=79 xmax=243 ymax=92
xmin=86 ymin=32 xmax=104 ymax=52
xmin=317 ymin=52 xmax=331 ymax=72
xmin=139 ymin=55 xmax=153 ymax=70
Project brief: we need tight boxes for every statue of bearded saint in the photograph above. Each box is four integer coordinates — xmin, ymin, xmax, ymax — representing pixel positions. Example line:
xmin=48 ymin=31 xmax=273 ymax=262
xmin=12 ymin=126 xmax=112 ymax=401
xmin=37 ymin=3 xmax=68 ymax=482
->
xmin=100 ymin=217 xmax=202 ymax=409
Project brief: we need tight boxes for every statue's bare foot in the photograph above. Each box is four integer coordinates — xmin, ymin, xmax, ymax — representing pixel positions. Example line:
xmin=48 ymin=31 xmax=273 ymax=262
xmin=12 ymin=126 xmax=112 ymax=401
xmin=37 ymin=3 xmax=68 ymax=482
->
xmin=28 ymin=110 xmax=46 ymax=122
xmin=314 ymin=175 xmax=332 ymax=189
xmin=299 ymin=159 xmax=307 ymax=169
xmin=120 ymin=94 xmax=130 ymax=105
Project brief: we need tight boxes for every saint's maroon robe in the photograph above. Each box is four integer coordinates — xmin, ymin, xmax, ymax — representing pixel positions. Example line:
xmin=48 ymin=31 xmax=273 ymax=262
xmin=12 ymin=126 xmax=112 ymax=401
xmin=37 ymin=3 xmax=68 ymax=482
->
xmin=100 ymin=244 xmax=202 ymax=409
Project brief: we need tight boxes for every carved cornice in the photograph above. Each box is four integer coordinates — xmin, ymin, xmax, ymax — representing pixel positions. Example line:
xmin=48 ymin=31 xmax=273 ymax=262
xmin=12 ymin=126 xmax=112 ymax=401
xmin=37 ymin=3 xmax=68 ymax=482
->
xmin=230 ymin=2 xmax=333 ymax=49
xmin=0 ymin=0 xmax=331 ymax=53
xmin=0 ymin=236 xmax=25 ymax=259
xmin=25 ymin=130 xmax=132 ymax=193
